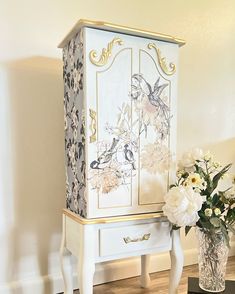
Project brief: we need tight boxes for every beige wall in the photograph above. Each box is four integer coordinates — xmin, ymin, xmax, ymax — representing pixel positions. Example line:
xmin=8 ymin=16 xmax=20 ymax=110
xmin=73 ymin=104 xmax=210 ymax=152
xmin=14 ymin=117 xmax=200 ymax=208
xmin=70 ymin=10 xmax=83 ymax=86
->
xmin=0 ymin=0 xmax=235 ymax=292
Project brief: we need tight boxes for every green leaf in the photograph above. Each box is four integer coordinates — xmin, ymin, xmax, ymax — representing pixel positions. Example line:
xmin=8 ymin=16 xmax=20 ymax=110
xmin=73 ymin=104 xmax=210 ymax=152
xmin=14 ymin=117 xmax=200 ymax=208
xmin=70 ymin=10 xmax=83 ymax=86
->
xmin=212 ymin=163 xmax=232 ymax=191
xmin=198 ymin=219 xmax=212 ymax=230
xmin=181 ymin=172 xmax=189 ymax=179
xmin=172 ymin=225 xmax=180 ymax=230
xmin=195 ymin=164 xmax=206 ymax=177
xmin=185 ymin=226 xmax=192 ymax=236
xmin=212 ymin=193 xmax=220 ymax=206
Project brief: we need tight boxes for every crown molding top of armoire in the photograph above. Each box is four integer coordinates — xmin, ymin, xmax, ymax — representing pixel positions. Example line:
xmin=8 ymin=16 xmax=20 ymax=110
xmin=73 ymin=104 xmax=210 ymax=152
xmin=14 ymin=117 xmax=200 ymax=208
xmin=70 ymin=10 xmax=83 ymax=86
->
xmin=58 ymin=19 xmax=186 ymax=48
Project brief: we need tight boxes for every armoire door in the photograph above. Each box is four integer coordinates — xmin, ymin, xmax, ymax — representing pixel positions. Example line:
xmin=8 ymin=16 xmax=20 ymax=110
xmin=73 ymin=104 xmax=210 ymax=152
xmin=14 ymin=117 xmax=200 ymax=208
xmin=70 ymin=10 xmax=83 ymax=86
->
xmin=85 ymin=27 xmax=178 ymax=218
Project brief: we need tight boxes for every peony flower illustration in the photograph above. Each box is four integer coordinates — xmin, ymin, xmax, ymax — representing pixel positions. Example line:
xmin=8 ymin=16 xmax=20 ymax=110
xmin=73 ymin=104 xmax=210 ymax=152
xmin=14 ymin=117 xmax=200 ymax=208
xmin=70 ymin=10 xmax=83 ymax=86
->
xmin=135 ymin=96 xmax=158 ymax=126
xmin=163 ymin=186 xmax=203 ymax=227
xmin=140 ymin=142 xmax=171 ymax=174
xmin=90 ymin=165 xmax=121 ymax=194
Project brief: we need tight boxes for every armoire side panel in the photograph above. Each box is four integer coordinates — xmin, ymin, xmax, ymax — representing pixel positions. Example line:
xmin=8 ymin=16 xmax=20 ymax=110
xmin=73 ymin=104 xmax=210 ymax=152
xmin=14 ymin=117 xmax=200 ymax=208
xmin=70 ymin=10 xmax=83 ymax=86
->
xmin=63 ymin=29 xmax=87 ymax=217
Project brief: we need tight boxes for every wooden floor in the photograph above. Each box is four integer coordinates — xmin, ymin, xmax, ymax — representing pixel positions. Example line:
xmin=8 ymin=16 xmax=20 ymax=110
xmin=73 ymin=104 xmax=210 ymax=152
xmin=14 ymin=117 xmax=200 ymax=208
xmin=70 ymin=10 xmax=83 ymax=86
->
xmin=73 ymin=256 xmax=235 ymax=294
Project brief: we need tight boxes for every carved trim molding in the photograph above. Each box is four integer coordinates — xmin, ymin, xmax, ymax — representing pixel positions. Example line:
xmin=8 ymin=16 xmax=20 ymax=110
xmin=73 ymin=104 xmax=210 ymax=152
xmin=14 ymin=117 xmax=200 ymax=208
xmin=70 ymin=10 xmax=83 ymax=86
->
xmin=148 ymin=43 xmax=176 ymax=76
xmin=89 ymin=37 xmax=123 ymax=66
xmin=89 ymin=108 xmax=97 ymax=143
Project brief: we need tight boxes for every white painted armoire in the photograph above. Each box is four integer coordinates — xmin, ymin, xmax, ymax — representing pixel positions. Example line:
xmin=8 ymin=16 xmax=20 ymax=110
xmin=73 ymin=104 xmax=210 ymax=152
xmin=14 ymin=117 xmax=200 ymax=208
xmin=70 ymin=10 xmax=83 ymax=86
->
xmin=59 ymin=20 xmax=185 ymax=219
xmin=59 ymin=20 xmax=185 ymax=294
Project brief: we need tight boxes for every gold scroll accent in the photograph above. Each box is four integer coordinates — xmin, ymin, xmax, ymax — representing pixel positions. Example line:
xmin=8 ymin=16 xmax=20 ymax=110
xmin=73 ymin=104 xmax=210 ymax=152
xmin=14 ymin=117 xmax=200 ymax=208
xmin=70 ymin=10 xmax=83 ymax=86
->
xmin=123 ymin=233 xmax=151 ymax=244
xmin=89 ymin=37 xmax=123 ymax=66
xmin=148 ymin=43 xmax=176 ymax=76
xmin=89 ymin=109 xmax=97 ymax=143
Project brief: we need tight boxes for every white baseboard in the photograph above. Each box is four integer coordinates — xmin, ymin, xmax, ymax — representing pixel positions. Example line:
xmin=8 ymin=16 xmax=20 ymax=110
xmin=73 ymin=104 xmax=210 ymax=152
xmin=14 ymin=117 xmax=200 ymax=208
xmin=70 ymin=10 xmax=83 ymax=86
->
xmin=1 ymin=242 xmax=234 ymax=294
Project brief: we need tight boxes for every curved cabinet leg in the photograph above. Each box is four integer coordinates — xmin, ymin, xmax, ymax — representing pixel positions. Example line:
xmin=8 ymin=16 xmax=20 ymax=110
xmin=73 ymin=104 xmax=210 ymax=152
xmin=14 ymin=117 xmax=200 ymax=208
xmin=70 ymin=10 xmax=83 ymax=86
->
xmin=169 ymin=229 xmax=184 ymax=294
xmin=78 ymin=225 xmax=95 ymax=294
xmin=60 ymin=215 xmax=73 ymax=294
xmin=140 ymin=254 xmax=151 ymax=288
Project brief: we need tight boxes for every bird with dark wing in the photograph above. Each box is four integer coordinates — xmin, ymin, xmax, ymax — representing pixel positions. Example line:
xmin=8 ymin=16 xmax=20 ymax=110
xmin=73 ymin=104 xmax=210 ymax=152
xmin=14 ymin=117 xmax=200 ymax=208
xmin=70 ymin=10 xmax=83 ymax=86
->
xmin=131 ymin=74 xmax=151 ymax=99
xmin=124 ymin=144 xmax=136 ymax=170
xmin=90 ymin=138 xmax=119 ymax=169
xmin=131 ymin=74 xmax=170 ymax=137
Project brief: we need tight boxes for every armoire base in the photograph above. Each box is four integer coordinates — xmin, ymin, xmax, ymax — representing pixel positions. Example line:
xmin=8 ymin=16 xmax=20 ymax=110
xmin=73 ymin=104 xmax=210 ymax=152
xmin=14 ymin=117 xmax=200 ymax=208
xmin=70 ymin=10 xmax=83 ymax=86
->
xmin=60 ymin=209 xmax=183 ymax=294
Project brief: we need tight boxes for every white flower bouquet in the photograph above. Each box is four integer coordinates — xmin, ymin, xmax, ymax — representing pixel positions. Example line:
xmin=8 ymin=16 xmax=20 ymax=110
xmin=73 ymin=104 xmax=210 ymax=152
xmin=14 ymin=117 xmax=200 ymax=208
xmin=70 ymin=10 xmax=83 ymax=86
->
xmin=163 ymin=148 xmax=235 ymax=246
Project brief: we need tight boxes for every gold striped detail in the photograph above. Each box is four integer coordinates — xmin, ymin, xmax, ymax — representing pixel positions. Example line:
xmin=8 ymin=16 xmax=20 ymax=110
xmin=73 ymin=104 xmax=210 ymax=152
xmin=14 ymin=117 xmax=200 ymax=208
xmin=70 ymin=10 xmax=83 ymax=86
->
xmin=63 ymin=209 xmax=165 ymax=224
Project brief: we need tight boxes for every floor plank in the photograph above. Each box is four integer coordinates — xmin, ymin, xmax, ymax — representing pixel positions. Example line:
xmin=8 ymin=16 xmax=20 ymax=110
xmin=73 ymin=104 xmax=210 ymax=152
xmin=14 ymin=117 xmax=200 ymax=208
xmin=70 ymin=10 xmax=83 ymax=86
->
xmin=73 ymin=256 xmax=235 ymax=293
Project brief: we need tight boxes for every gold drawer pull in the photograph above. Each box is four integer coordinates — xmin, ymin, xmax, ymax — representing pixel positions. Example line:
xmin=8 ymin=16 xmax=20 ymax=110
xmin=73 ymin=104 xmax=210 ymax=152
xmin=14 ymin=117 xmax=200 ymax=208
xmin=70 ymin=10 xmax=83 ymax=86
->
xmin=123 ymin=233 xmax=151 ymax=244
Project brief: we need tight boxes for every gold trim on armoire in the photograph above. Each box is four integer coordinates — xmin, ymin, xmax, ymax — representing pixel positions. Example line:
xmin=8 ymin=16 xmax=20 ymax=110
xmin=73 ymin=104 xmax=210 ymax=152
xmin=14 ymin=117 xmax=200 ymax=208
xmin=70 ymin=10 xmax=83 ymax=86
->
xmin=148 ymin=43 xmax=176 ymax=76
xmin=58 ymin=19 xmax=186 ymax=48
xmin=63 ymin=209 xmax=165 ymax=224
xmin=89 ymin=37 xmax=124 ymax=66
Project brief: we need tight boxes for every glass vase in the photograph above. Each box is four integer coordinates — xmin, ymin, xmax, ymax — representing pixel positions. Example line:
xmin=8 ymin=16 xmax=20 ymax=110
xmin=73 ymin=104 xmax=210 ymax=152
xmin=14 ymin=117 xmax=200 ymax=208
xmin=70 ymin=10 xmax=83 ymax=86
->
xmin=196 ymin=227 xmax=229 ymax=292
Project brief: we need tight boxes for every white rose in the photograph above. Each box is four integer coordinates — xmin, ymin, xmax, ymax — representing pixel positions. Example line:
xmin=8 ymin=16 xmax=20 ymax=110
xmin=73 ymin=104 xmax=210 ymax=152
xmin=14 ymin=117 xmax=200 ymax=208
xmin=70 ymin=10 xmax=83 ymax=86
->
xmin=179 ymin=152 xmax=195 ymax=168
xmin=163 ymin=186 xmax=203 ymax=227
xmin=179 ymin=148 xmax=203 ymax=168
xmin=191 ymin=148 xmax=204 ymax=161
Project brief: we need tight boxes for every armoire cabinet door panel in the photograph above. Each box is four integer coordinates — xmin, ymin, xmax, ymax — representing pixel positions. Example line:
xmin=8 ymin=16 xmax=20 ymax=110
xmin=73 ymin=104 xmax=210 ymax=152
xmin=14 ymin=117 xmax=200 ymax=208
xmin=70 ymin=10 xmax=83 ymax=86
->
xmin=85 ymin=27 xmax=178 ymax=217
xmin=85 ymin=28 xmax=137 ymax=217
xmin=137 ymin=48 xmax=171 ymax=206
xmin=95 ymin=48 xmax=133 ymax=209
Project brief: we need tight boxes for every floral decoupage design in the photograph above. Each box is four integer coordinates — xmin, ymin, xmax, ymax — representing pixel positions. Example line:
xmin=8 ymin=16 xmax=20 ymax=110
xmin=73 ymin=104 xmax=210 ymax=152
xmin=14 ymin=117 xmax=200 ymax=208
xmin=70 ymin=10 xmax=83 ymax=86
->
xmin=63 ymin=29 xmax=87 ymax=217
xmin=89 ymin=73 xmax=172 ymax=194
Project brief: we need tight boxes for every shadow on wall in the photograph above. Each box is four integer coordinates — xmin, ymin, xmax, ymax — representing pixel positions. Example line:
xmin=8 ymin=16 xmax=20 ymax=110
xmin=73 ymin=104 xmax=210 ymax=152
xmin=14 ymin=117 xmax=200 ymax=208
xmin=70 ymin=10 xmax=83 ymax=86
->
xmin=3 ymin=57 xmax=65 ymax=293
xmin=203 ymin=137 xmax=235 ymax=167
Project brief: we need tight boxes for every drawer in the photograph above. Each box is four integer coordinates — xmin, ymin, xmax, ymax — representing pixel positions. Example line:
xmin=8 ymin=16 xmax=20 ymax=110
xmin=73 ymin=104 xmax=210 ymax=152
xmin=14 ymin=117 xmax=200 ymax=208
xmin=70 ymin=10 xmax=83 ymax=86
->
xmin=99 ymin=221 xmax=171 ymax=257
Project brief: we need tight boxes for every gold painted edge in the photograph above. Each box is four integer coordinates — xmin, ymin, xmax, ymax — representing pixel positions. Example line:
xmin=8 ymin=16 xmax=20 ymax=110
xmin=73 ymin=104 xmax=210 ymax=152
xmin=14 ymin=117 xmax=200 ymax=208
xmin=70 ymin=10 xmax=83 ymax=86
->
xmin=63 ymin=209 xmax=165 ymax=224
xmin=58 ymin=19 xmax=186 ymax=48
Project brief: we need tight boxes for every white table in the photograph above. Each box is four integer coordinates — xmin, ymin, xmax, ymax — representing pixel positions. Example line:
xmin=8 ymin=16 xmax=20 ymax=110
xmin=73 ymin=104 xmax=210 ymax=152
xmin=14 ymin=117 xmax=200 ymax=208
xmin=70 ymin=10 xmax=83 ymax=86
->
xmin=60 ymin=209 xmax=183 ymax=294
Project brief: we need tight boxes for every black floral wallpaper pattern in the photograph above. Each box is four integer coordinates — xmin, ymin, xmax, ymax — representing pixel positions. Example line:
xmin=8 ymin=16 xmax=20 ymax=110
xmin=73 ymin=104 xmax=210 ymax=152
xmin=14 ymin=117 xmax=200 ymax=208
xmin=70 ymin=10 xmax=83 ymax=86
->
xmin=63 ymin=29 xmax=87 ymax=217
